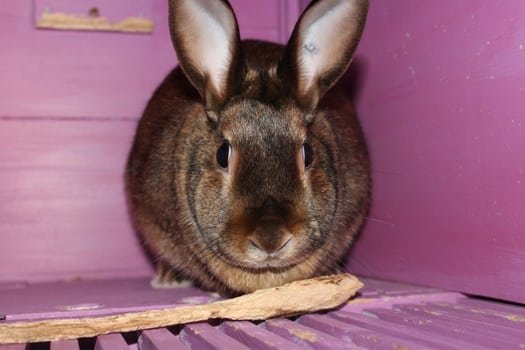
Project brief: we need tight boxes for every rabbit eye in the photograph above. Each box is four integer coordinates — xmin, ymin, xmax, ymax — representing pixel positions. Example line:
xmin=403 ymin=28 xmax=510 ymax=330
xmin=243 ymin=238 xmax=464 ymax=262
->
xmin=302 ymin=143 xmax=314 ymax=168
xmin=216 ymin=142 xmax=231 ymax=168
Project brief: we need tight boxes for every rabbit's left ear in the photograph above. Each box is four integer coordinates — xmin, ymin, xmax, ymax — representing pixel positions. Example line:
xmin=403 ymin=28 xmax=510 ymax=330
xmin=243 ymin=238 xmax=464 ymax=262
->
xmin=279 ymin=0 xmax=369 ymax=111
xmin=169 ymin=0 xmax=244 ymax=113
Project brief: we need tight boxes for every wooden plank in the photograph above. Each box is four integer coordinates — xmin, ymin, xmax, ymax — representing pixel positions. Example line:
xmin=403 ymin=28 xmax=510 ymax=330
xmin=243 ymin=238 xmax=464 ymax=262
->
xmin=263 ymin=318 xmax=358 ymax=350
xmin=0 ymin=119 xmax=152 ymax=282
xmin=346 ymin=0 xmax=525 ymax=305
xmin=180 ymin=323 xmax=251 ymax=350
xmin=0 ymin=0 xmax=294 ymax=119
xmin=34 ymin=0 xmax=153 ymax=33
xmin=427 ymin=302 xmax=525 ymax=331
xmin=396 ymin=304 xmax=525 ymax=341
xmin=138 ymin=328 xmax=186 ymax=350
xmin=50 ymin=339 xmax=80 ymax=350
xmin=365 ymin=307 xmax=519 ymax=349
xmin=458 ymin=298 xmax=525 ymax=317
xmin=330 ymin=311 xmax=482 ymax=350
xmin=220 ymin=321 xmax=303 ymax=350
xmin=95 ymin=334 xmax=128 ymax=350
xmin=0 ymin=345 xmax=27 ymax=350
xmin=0 ymin=278 xmax=212 ymax=323
xmin=298 ymin=314 xmax=434 ymax=350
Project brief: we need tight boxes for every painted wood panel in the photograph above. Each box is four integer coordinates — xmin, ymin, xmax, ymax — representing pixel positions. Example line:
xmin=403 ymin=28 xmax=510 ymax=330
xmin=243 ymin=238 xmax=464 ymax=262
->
xmin=0 ymin=0 xmax=299 ymax=119
xmin=346 ymin=0 xmax=525 ymax=303
xmin=0 ymin=119 xmax=152 ymax=282
xmin=95 ymin=334 xmax=128 ymax=350
xmin=0 ymin=1 xmax=299 ymax=282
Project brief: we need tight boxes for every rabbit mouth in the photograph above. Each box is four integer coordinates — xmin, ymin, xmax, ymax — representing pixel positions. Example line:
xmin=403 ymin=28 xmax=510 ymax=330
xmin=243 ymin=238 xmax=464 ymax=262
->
xmin=234 ymin=261 xmax=301 ymax=273
xmin=215 ymin=249 xmax=313 ymax=273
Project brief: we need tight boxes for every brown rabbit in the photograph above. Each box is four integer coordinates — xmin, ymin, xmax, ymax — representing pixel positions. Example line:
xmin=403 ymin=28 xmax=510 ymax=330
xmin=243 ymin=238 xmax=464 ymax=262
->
xmin=126 ymin=0 xmax=370 ymax=296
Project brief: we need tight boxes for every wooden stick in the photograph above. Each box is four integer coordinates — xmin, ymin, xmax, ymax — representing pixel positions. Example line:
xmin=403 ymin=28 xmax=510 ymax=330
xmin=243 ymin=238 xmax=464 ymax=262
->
xmin=36 ymin=12 xmax=154 ymax=33
xmin=0 ymin=274 xmax=362 ymax=344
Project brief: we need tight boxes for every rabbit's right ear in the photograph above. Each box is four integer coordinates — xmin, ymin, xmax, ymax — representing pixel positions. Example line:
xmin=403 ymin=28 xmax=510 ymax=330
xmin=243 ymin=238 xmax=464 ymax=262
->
xmin=169 ymin=0 xmax=244 ymax=115
xmin=278 ymin=0 xmax=368 ymax=112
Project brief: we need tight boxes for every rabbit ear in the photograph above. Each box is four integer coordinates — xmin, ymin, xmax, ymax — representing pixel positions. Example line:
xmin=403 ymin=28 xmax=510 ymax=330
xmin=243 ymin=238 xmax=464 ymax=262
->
xmin=279 ymin=0 xmax=368 ymax=111
xmin=169 ymin=0 xmax=244 ymax=113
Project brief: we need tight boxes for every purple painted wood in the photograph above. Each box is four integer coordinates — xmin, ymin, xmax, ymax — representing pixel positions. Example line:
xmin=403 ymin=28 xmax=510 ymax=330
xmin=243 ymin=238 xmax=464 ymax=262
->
xmin=330 ymin=311 xmax=481 ymax=350
xmin=180 ymin=323 xmax=251 ymax=350
xmin=50 ymin=339 xmax=80 ymax=350
xmin=1 ymin=279 xmax=525 ymax=348
xmin=263 ymin=318 xmax=360 ymax=350
xmin=220 ymin=321 xmax=303 ymax=350
xmin=458 ymin=298 xmax=525 ymax=317
xmin=0 ymin=0 xmax=300 ymax=284
xmin=428 ymin=302 xmax=525 ymax=331
xmin=339 ymin=291 xmax=464 ymax=314
xmin=138 ymin=328 xmax=186 ymax=350
xmin=356 ymin=278 xmax=439 ymax=297
xmin=0 ymin=345 xmax=27 ymax=350
xmin=0 ymin=0 xmax=298 ymax=120
xmin=298 ymin=314 xmax=434 ymax=350
xmin=0 ymin=119 xmax=152 ymax=283
xmin=346 ymin=0 xmax=525 ymax=304
xmin=95 ymin=334 xmax=128 ymax=350
xmin=277 ymin=0 xmax=301 ymax=42
xmin=0 ymin=277 xmax=217 ymax=322
xmin=364 ymin=307 xmax=520 ymax=349
xmin=396 ymin=304 xmax=525 ymax=339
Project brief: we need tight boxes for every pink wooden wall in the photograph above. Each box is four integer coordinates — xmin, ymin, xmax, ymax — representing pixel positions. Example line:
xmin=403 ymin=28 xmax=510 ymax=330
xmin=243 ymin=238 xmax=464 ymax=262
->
xmin=0 ymin=0 xmax=300 ymax=283
xmin=346 ymin=0 xmax=525 ymax=304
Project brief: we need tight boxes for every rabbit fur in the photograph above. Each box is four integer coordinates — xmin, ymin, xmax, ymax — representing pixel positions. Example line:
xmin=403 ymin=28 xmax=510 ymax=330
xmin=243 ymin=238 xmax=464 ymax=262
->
xmin=126 ymin=0 xmax=370 ymax=295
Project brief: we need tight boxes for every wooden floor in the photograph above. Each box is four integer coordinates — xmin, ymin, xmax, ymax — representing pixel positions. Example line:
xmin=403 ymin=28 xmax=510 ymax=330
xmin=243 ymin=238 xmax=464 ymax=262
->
xmin=0 ymin=277 xmax=523 ymax=349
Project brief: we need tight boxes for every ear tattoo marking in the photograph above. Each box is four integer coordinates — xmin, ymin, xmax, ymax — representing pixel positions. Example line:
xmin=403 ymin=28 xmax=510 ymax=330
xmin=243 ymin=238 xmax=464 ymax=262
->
xmin=303 ymin=42 xmax=320 ymax=55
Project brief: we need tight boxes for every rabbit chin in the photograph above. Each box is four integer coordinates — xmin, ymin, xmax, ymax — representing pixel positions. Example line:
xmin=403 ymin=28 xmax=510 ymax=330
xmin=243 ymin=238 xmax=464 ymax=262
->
xmin=207 ymin=250 xmax=326 ymax=293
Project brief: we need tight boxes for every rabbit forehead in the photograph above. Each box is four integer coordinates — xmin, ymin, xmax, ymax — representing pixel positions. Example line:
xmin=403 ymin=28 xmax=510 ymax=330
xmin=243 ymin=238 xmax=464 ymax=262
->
xmin=220 ymin=100 xmax=306 ymax=144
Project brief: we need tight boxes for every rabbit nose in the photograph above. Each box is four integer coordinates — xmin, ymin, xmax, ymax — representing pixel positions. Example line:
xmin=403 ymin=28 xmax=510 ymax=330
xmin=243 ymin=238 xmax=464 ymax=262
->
xmin=248 ymin=218 xmax=293 ymax=255
xmin=248 ymin=234 xmax=292 ymax=255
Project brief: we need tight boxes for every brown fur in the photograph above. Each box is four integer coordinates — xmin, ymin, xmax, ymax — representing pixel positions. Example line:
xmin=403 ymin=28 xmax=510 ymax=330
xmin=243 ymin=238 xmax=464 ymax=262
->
xmin=126 ymin=0 xmax=370 ymax=296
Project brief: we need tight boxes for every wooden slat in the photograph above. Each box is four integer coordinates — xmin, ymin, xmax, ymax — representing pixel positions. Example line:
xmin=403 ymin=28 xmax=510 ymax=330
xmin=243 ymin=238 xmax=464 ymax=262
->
xmin=365 ymin=307 xmax=518 ymax=349
xmin=180 ymin=323 xmax=251 ymax=350
xmin=0 ymin=345 xmax=27 ymax=350
xmin=95 ymin=334 xmax=128 ymax=350
xmin=397 ymin=304 xmax=525 ymax=337
xmin=221 ymin=321 xmax=303 ymax=350
xmin=138 ymin=328 xmax=186 ymax=350
xmin=0 ymin=119 xmax=152 ymax=283
xmin=50 ymin=339 xmax=80 ymax=350
xmin=264 ymin=318 xmax=359 ymax=350
xmin=458 ymin=298 xmax=525 ymax=317
xmin=330 ymin=311 xmax=483 ymax=350
xmin=298 ymin=314 xmax=433 ymax=350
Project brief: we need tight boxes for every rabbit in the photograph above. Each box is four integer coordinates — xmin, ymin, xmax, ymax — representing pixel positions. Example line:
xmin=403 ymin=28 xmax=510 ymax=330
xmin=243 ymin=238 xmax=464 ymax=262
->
xmin=126 ymin=0 xmax=371 ymax=296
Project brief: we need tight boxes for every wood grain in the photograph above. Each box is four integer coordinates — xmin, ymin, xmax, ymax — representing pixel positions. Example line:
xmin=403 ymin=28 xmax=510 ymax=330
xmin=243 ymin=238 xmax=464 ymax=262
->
xmin=36 ymin=12 xmax=154 ymax=33
xmin=0 ymin=274 xmax=363 ymax=344
xmin=0 ymin=119 xmax=152 ymax=282
xmin=347 ymin=0 xmax=525 ymax=304
xmin=0 ymin=0 xmax=298 ymax=119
